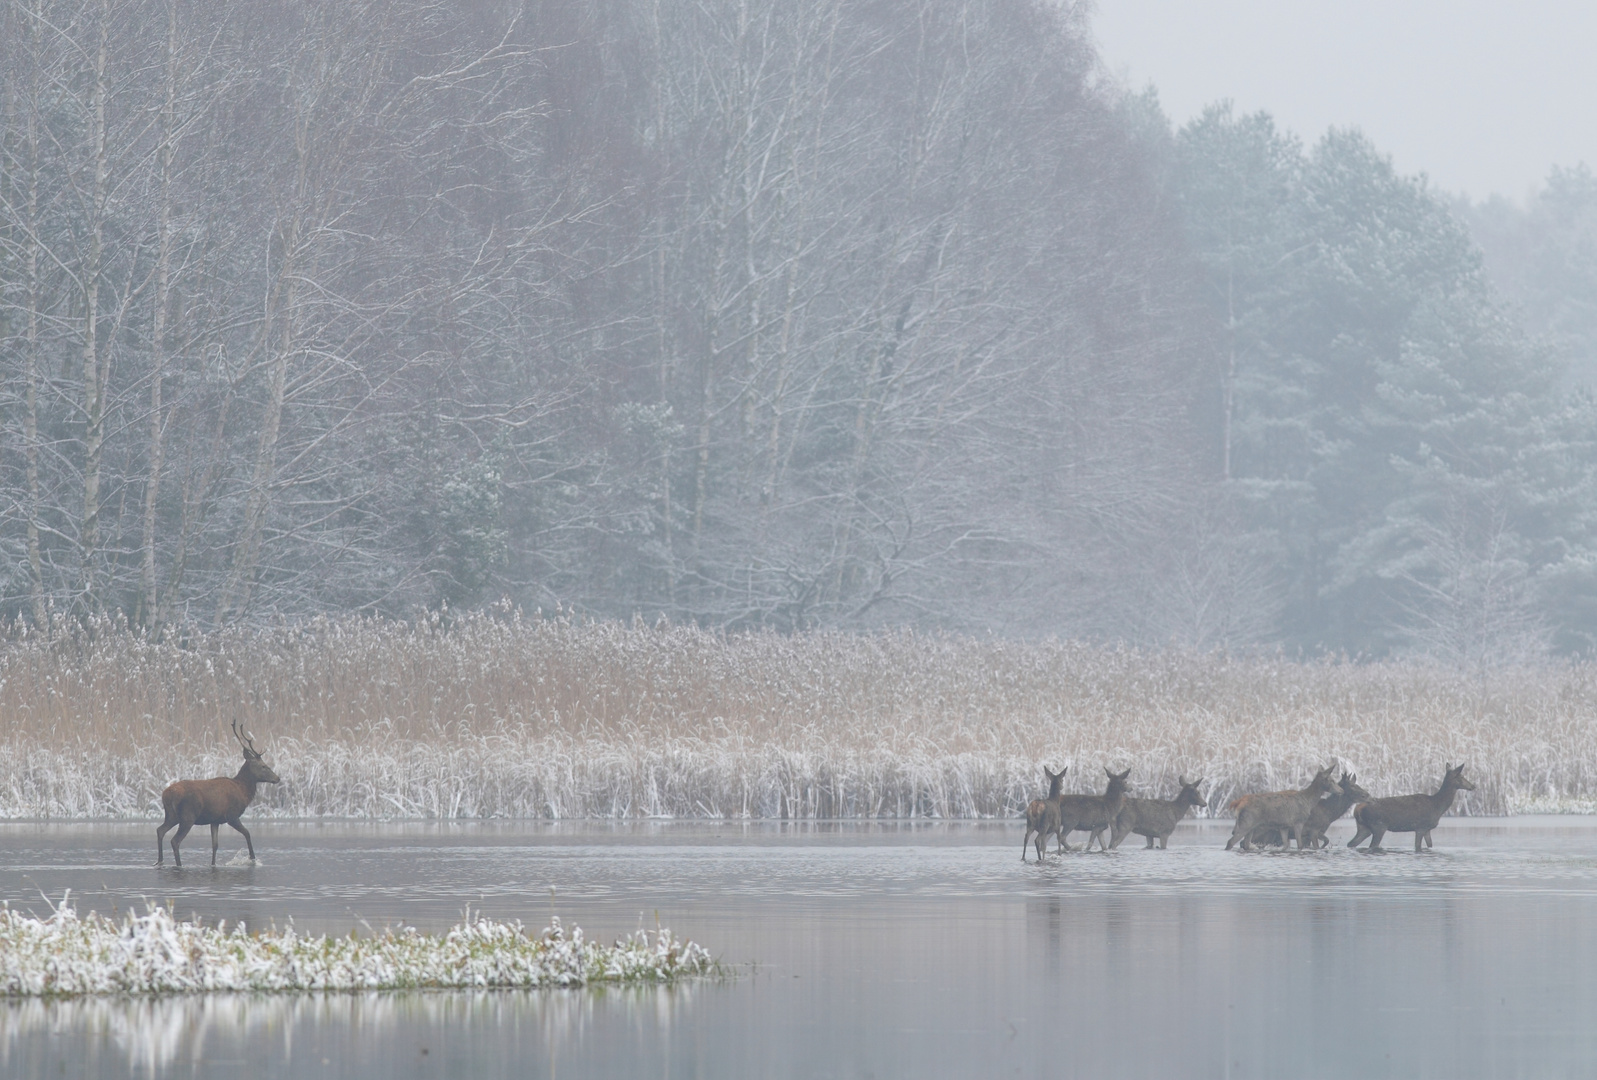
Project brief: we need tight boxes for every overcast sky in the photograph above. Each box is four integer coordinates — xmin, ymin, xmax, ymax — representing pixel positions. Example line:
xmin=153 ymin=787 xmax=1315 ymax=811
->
xmin=1092 ymin=1 xmax=1597 ymax=203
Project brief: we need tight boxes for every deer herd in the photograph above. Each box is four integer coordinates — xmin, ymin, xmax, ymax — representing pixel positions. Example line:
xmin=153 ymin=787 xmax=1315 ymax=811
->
xmin=151 ymin=723 xmax=1477 ymax=868
xmin=1022 ymin=762 xmax=1477 ymax=861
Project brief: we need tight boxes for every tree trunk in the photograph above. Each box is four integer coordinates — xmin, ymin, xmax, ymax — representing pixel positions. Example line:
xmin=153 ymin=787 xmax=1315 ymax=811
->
xmin=20 ymin=2 xmax=45 ymax=628
xmin=76 ymin=0 xmax=111 ymax=614
xmin=138 ymin=0 xmax=179 ymax=629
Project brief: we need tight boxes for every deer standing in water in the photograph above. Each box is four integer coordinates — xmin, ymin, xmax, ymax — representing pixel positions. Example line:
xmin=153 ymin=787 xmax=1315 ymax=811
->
xmin=1022 ymin=766 xmax=1067 ymax=862
xmin=1056 ymin=768 xmax=1131 ymax=852
xmin=1225 ymin=764 xmax=1342 ymax=851
xmin=1240 ymin=771 xmax=1370 ymax=849
xmin=157 ymin=721 xmax=280 ymax=866
xmin=1347 ymin=763 xmax=1475 ymax=852
xmin=1109 ymin=776 xmax=1206 ymax=849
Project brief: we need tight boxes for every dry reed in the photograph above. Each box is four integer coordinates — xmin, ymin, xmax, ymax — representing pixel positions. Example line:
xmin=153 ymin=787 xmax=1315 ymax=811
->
xmin=0 ymin=611 xmax=1592 ymax=819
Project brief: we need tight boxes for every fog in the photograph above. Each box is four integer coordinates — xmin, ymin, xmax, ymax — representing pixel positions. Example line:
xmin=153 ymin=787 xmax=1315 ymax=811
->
xmin=1094 ymin=0 xmax=1597 ymax=201
xmin=2 ymin=0 xmax=1594 ymax=660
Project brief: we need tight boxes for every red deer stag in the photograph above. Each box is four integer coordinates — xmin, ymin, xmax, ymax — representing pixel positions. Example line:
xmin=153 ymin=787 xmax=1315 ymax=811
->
xmin=157 ymin=721 xmax=280 ymax=866
xmin=1022 ymin=765 xmax=1067 ymax=862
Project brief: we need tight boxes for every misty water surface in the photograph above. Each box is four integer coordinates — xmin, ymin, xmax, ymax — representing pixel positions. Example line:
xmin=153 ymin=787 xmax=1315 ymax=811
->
xmin=3 ymin=819 xmax=1596 ymax=1079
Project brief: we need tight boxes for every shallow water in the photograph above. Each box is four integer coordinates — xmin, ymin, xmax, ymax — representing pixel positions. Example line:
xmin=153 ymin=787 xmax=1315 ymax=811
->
xmin=3 ymin=817 xmax=1597 ymax=1079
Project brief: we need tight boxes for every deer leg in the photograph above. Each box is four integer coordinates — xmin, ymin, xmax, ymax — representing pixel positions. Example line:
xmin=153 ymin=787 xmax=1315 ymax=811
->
xmin=1022 ymin=826 xmax=1033 ymax=862
xmin=1146 ymin=835 xmax=1157 ymax=849
xmin=1367 ymin=827 xmax=1386 ymax=852
xmin=211 ymin=823 xmax=220 ymax=865
xmin=1347 ymin=824 xmax=1371 ymax=850
xmin=170 ymin=821 xmax=193 ymax=867
xmin=1415 ymin=831 xmax=1425 ymax=853
xmin=1424 ymin=830 xmax=1434 ymax=849
xmin=228 ymin=819 xmax=255 ymax=860
xmin=156 ymin=818 xmax=174 ymax=864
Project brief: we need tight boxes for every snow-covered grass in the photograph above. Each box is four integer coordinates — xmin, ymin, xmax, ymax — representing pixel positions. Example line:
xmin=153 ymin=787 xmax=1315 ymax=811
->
xmin=0 ymin=896 xmax=716 ymax=997
xmin=1 ymin=611 xmax=1595 ymax=819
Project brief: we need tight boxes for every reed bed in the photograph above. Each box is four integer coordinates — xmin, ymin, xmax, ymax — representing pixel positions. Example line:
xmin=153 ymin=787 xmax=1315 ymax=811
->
xmin=0 ymin=611 xmax=1594 ymax=819
xmin=0 ymin=897 xmax=714 ymax=996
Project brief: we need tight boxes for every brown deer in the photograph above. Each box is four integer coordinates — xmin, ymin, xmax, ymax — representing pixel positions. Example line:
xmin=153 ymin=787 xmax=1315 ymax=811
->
xmin=1108 ymin=776 xmax=1206 ymax=849
xmin=1021 ymin=765 xmax=1067 ymax=862
xmin=1242 ymin=771 xmax=1370 ymax=849
xmin=156 ymin=721 xmax=280 ymax=866
xmin=1347 ymin=763 xmax=1475 ymax=853
xmin=1225 ymin=764 xmax=1342 ymax=851
xmin=1056 ymin=767 xmax=1131 ymax=852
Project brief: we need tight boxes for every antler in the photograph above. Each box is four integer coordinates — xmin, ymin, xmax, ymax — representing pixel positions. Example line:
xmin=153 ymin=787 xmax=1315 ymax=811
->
xmin=232 ymin=719 xmax=262 ymax=758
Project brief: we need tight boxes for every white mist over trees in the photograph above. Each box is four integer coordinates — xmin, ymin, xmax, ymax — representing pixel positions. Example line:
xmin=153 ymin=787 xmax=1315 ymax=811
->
xmin=1 ymin=0 xmax=1593 ymax=659
xmin=1167 ymin=105 xmax=1597 ymax=659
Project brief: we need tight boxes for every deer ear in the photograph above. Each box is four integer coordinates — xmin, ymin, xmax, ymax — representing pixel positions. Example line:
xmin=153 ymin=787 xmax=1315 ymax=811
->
xmin=1445 ymin=762 xmax=1453 ymax=773
xmin=1178 ymin=775 xmax=1187 ymax=787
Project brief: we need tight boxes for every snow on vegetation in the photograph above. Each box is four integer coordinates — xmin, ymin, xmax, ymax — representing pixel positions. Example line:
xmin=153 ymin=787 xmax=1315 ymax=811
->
xmin=0 ymin=897 xmax=715 ymax=997
xmin=0 ymin=611 xmax=1594 ymax=819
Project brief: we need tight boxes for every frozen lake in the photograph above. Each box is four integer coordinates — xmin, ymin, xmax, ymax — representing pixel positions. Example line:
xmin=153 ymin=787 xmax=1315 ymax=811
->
xmin=3 ymin=817 xmax=1597 ymax=1078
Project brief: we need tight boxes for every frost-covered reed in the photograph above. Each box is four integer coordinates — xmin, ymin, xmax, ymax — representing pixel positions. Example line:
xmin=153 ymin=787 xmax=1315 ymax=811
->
xmin=0 ymin=898 xmax=714 ymax=996
xmin=1 ymin=611 xmax=1595 ymax=818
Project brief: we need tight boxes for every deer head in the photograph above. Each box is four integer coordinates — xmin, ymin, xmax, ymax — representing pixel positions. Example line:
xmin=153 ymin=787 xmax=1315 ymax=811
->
xmin=1311 ymin=763 xmax=1342 ymax=796
xmin=232 ymin=720 xmax=281 ymax=784
xmin=1338 ymin=771 xmax=1371 ymax=803
xmin=1177 ymin=775 xmax=1207 ymax=808
xmin=1443 ymin=763 xmax=1475 ymax=792
xmin=1043 ymin=765 xmax=1067 ymax=797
